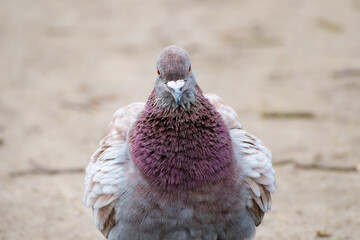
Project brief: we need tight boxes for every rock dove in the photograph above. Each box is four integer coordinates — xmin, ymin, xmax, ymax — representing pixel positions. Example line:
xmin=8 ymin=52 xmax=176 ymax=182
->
xmin=83 ymin=46 xmax=276 ymax=240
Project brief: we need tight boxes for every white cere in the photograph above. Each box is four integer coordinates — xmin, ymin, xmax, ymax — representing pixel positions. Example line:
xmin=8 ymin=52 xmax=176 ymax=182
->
xmin=167 ymin=80 xmax=185 ymax=89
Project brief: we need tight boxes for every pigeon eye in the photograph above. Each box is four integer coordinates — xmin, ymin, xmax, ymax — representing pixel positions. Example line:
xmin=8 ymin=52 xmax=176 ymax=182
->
xmin=157 ymin=69 xmax=161 ymax=76
xmin=188 ymin=65 xmax=191 ymax=73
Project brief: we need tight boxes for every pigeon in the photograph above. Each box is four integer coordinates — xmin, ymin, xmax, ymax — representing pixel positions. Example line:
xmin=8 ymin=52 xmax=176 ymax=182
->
xmin=83 ymin=46 xmax=276 ymax=240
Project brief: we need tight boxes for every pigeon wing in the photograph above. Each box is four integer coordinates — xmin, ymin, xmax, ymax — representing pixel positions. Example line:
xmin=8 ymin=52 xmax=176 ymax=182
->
xmin=205 ymin=93 xmax=276 ymax=226
xmin=83 ymin=102 xmax=145 ymax=237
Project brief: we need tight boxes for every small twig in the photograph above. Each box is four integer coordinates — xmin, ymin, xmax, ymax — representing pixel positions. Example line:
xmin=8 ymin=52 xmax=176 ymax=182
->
xmin=272 ymin=159 xmax=294 ymax=166
xmin=9 ymin=161 xmax=84 ymax=177
xmin=294 ymin=162 xmax=356 ymax=172
xmin=273 ymin=159 xmax=358 ymax=172
xmin=61 ymin=94 xmax=116 ymax=111
xmin=61 ymin=100 xmax=91 ymax=110
xmin=261 ymin=111 xmax=315 ymax=119
xmin=332 ymin=68 xmax=360 ymax=79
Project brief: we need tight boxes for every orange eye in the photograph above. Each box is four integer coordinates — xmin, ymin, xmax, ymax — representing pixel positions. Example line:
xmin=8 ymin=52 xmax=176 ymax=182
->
xmin=157 ymin=69 xmax=161 ymax=76
xmin=188 ymin=65 xmax=191 ymax=73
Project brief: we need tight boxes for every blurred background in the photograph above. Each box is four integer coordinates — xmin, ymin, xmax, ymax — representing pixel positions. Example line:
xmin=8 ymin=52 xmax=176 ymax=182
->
xmin=1 ymin=0 xmax=360 ymax=239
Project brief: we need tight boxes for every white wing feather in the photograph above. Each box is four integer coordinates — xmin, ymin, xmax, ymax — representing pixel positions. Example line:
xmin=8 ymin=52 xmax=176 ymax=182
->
xmin=205 ymin=93 xmax=276 ymax=223
xmin=83 ymin=102 xmax=145 ymax=235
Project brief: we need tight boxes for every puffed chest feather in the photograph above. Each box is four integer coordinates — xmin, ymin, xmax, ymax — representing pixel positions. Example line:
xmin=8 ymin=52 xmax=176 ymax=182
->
xmin=108 ymin=170 xmax=255 ymax=240
xmin=129 ymin=90 xmax=233 ymax=191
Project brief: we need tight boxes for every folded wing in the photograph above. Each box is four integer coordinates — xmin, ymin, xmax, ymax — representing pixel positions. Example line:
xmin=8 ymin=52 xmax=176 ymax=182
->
xmin=83 ymin=102 xmax=145 ymax=237
xmin=205 ymin=93 xmax=276 ymax=226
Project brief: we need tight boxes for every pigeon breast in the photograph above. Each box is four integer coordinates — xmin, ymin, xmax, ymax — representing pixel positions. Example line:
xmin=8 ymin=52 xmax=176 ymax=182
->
xmin=129 ymin=87 xmax=233 ymax=191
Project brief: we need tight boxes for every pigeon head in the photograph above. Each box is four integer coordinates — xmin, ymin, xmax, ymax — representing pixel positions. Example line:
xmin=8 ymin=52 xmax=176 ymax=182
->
xmin=155 ymin=46 xmax=197 ymax=109
xmin=130 ymin=46 xmax=234 ymax=191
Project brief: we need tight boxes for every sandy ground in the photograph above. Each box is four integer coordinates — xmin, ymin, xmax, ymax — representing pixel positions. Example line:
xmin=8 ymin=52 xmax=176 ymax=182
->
xmin=1 ymin=0 xmax=360 ymax=239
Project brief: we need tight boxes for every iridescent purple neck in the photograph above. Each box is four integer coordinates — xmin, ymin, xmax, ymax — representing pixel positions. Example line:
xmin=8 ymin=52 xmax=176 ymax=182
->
xmin=130 ymin=87 xmax=233 ymax=191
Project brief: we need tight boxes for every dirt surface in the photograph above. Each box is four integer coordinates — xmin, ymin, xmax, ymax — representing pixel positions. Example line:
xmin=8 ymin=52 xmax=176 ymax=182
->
xmin=1 ymin=0 xmax=360 ymax=239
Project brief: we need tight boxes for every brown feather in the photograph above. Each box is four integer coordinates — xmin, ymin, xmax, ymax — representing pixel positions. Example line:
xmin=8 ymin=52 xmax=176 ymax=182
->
xmin=249 ymin=198 xmax=264 ymax=226
xmin=99 ymin=206 xmax=116 ymax=237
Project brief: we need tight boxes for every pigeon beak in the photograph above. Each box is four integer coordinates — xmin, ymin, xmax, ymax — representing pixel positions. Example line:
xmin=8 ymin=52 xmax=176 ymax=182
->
xmin=171 ymin=88 xmax=183 ymax=106
xmin=166 ymin=80 xmax=185 ymax=107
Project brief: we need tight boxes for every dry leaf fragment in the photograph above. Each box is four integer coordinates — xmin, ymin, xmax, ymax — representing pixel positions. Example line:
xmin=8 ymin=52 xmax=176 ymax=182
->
xmin=317 ymin=230 xmax=331 ymax=238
